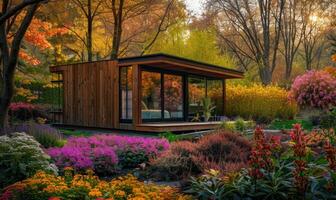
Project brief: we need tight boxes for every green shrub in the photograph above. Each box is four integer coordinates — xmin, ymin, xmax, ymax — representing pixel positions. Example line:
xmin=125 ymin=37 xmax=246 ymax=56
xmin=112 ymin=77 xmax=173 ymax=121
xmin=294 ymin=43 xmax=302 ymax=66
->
xmin=320 ymin=107 xmax=336 ymax=129
xmin=0 ymin=132 xmax=58 ymax=188
xmin=269 ymin=119 xmax=313 ymax=130
xmin=159 ymin=131 xmax=193 ymax=142
xmin=220 ymin=119 xmax=255 ymax=133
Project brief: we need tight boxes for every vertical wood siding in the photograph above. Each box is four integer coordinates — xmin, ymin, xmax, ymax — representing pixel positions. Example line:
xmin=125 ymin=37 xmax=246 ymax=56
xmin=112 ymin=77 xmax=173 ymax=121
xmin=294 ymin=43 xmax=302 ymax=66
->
xmin=61 ymin=61 xmax=118 ymax=128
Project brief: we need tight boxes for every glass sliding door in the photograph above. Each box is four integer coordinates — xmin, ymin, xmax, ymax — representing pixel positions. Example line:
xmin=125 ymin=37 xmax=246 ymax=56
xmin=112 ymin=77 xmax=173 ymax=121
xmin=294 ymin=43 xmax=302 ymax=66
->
xmin=141 ymin=71 xmax=162 ymax=120
xmin=207 ymin=79 xmax=224 ymax=117
xmin=164 ymin=74 xmax=184 ymax=120
xmin=120 ymin=66 xmax=133 ymax=122
xmin=188 ymin=76 xmax=206 ymax=121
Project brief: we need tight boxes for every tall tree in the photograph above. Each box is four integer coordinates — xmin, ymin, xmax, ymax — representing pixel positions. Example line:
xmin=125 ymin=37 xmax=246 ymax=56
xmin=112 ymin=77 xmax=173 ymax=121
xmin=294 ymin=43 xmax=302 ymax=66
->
xmin=0 ymin=0 xmax=44 ymax=130
xmin=110 ymin=0 xmax=124 ymax=59
xmin=208 ymin=0 xmax=285 ymax=85
xmin=300 ymin=0 xmax=332 ymax=70
xmin=70 ymin=0 xmax=104 ymax=61
xmin=280 ymin=0 xmax=303 ymax=80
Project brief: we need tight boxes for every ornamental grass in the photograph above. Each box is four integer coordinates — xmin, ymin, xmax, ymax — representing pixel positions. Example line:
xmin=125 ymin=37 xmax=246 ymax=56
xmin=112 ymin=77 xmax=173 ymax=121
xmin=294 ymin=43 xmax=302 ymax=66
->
xmin=226 ymin=84 xmax=298 ymax=122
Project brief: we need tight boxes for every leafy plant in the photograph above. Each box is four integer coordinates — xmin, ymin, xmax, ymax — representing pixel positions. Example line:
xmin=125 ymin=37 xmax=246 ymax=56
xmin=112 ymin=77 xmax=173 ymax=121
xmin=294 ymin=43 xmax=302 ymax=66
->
xmin=320 ymin=107 xmax=336 ymax=129
xmin=8 ymin=102 xmax=48 ymax=122
xmin=159 ymin=131 xmax=193 ymax=142
xmin=202 ymin=97 xmax=216 ymax=122
xmin=220 ymin=118 xmax=255 ymax=133
xmin=270 ymin=119 xmax=313 ymax=130
xmin=0 ymin=132 xmax=58 ymax=188
xmin=159 ymin=131 xmax=180 ymax=142
xmin=187 ymin=125 xmax=336 ymax=199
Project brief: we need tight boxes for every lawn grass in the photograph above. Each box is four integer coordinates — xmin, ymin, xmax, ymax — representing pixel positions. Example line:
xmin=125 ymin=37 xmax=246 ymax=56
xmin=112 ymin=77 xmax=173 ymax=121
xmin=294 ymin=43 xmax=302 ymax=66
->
xmin=61 ymin=129 xmax=92 ymax=137
xmin=269 ymin=119 xmax=313 ymax=131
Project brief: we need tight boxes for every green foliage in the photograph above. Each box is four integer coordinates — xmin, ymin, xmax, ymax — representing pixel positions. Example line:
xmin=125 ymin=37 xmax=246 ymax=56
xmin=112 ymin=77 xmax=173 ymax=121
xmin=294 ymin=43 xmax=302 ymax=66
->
xmin=148 ymin=22 xmax=236 ymax=68
xmin=118 ymin=150 xmax=148 ymax=169
xmin=61 ymin=129 xmax=92 ymax=137
xmin=186 ymin=170 xmax=226 ymax=200
xmin=159 ymin=131 xmax=193 ymax=142
xmin=0 ymin=132 xmax=58 ymax=188
xmin=270 ymin=119 xmax=313 ymax=130
xmin=202 ymin=97 xmax=216 ymax=122
xmin=220 ymin=119 xmax=255 ymax=133
xmin=320 ymin=107 xmax=336 ymax=129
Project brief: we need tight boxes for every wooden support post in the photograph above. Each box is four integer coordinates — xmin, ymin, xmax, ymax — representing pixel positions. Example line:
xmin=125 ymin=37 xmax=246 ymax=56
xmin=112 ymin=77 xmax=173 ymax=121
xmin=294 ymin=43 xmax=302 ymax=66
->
xmin=132 ymin=64 xmax=141 ymax=127
xmin=112 ymin=61 xmax=119 ymax=128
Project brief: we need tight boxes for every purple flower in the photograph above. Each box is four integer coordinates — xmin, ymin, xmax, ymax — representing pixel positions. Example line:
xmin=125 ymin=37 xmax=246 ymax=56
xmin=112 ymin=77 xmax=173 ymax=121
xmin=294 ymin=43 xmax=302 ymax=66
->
xmin=47 ymin=134 xmax=169 ymax=173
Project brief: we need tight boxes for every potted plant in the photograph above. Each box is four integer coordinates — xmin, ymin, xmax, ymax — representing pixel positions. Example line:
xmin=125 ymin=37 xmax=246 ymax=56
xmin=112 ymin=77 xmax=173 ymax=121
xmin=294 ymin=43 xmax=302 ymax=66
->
xmin=202 ymin=97 xmax=216 ymax=122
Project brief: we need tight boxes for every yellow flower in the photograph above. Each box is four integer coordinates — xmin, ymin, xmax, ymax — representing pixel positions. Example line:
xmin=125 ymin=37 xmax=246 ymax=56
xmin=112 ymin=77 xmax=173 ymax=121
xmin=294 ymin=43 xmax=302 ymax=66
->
xmin=88 ymin=188 xmax=102 ymax=198
xmin=114 ymin=190 xmax=126 ymax=197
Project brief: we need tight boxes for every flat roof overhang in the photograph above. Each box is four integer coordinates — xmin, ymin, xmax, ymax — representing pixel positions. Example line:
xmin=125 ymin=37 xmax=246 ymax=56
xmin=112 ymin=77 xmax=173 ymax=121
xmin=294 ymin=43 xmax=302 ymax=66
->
xmin=50 ymin=53 xmax=244 ymax=79
xmin=118 ymin=53 xmax=244 ymax=79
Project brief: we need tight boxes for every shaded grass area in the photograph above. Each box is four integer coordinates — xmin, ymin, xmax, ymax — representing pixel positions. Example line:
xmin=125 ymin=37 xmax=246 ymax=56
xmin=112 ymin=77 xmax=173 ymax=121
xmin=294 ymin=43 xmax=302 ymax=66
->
xmin=269 ymin=119 xmax=313 ymax=131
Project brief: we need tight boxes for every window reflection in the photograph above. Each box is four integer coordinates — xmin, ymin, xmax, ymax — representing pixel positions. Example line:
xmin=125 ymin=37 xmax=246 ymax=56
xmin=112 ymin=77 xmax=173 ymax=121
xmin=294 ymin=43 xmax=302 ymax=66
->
xmin=164 ymin=74 xmax=183 ymax=119
xmin=207 ymin=79 xmax=224 ymax=116
xmin=188 ymin=76 xmax=206 ymax=121
xmin=120 ymin=67 xmax=133 ymax=120
xmin=141 ymin=71 xmax=162 ymax=120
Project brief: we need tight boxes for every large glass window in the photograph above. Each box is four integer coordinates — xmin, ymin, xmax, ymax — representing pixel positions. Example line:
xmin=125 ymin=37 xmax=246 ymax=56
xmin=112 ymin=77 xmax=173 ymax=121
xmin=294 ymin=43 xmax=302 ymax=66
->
xmin=120 ymin=67 xmax=133 ymax=121
xmin=207 ymin=79 xmax=224 ymax=117
xmin=141 ymin=71 xmax=162 ymax=120
xmin=188 ymin=76 xmax=206 ymax=120
xmin=164 ymin=74 xmax=183 ymax=119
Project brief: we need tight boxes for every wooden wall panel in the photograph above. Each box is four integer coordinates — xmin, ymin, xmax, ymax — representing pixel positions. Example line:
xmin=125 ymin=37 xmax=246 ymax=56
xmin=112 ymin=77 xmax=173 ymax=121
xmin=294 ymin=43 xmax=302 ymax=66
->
xmin=60 ymin=61 xmax=118 ymax=128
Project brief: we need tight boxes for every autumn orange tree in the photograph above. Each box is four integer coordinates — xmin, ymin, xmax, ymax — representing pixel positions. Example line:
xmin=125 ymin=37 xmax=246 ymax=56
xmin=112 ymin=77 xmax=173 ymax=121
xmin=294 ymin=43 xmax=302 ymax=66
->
xmin=0 ymin=0 xmax=55 ymax=130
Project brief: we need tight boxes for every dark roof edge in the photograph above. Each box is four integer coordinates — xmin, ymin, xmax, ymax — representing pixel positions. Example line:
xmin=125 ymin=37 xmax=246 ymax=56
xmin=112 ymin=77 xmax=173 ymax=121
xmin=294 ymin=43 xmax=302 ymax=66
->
xmin=118 ymin=53 xmax=243 ymax=75
xmin=50 ymin=53 xmax=244 ymax=76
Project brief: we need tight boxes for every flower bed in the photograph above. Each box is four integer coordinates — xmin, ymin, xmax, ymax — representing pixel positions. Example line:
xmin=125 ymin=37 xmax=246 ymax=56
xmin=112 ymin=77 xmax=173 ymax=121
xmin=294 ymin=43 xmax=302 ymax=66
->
xmin=48 ymin=135 xmax=169 ymax=175
xmin=187 ymin=125 xmax=336 ymax=199
xmin=150 ymin=130 xmax=251 ymax=181
xmin=0 ymin=169 xmax=191 ymax=200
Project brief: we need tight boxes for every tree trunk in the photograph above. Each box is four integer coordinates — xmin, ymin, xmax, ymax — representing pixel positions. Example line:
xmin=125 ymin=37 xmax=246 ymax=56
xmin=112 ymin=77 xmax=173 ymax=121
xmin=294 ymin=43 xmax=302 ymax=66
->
xmin=87 ymin=0 xmax=93 ymax=61
xmin=110 ymin=0 xmax=124 ymax=60
xmin=0 ymin=3 xmax=39 ymax=132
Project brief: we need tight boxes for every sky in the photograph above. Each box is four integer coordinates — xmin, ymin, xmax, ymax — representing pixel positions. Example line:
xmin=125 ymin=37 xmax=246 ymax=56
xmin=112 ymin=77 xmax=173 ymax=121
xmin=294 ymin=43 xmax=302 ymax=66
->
xmin=184 ymin=0 xmax=204 ymax=16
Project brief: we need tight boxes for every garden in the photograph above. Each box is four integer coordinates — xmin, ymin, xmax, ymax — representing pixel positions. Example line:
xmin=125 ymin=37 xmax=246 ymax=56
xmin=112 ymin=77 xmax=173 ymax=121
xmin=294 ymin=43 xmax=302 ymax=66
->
xmin=1 ymin=0 xmax=336 ymax=199
xmin=1 ymin=64 xmax=336 ymax=200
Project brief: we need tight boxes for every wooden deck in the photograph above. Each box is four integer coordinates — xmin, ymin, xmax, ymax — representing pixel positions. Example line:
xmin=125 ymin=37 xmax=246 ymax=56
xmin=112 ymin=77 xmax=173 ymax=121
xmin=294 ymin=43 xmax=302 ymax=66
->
xmin=135 ymin=121 xmax=222 ymax=132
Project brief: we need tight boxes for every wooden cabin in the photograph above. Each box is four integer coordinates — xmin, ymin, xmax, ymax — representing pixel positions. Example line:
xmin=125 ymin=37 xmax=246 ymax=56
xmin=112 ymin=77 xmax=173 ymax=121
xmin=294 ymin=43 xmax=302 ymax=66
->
xmin=50 ymin=54 xmax=243 ymax=132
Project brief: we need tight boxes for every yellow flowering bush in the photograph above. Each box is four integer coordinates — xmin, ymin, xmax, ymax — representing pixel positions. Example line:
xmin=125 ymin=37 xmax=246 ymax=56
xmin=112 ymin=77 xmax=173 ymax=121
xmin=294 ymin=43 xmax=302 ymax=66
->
xmin=0 ymin=169 xmax=191 ymax=200
xmin=226 ymin=84 xmax=298 ymax=121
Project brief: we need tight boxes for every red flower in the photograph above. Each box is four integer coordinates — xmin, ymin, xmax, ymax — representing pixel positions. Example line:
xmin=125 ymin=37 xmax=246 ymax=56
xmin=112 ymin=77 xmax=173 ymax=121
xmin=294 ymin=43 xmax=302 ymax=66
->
xmin=290 ymin=124 xmax=308 ymax=194
xmin=248 ymin=127 xmax=275 ymax=179
xmin=324 ymin=140 xmax=336 ymax=171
